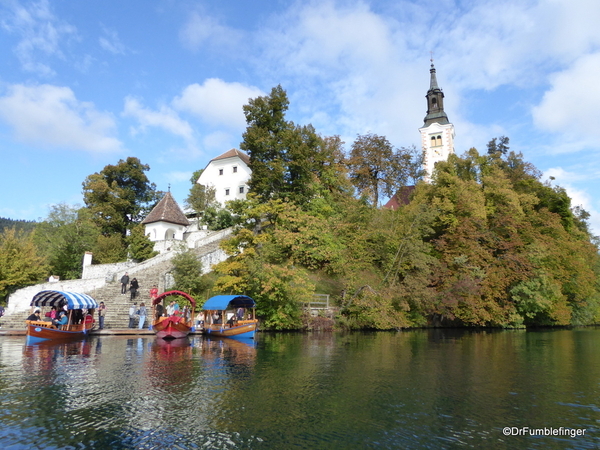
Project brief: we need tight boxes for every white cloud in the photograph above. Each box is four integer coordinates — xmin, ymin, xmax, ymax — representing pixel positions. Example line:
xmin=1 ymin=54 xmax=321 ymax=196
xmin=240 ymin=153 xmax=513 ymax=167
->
xmin=544 ymin=167 xmax=600 ymax=236
xmin=179 ymin=10 xmax=244 ymax=52
xmin=165 ymin=171 xmax=192 ymax=184
xmin=201 ymin=130 xmax=239 ymax=154
xmin=172 ymin=79 xmax=264 ymax=130
xmin=99 ymin=25 xmax=127 ymax=55
xmin=123 ymin=96 xmax=194 ymax=141
xmin=0 ymin=0 xmax=77 ymax=75
xmin=532 ymin=52 xmax=600 ymax=135
xmin=0 ymin=83 xmax=122 ymax=153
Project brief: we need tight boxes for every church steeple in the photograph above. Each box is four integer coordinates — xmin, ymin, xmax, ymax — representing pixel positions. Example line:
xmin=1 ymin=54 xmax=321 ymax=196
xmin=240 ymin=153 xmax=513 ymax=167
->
xmin=423 ymin=61 xmax=449 ymax=127
xmin=419 ymin=59 xmax=455 ymax=183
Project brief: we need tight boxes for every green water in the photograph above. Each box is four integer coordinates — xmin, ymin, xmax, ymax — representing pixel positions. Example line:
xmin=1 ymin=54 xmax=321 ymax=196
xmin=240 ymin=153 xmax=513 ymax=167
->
xmin=0 ymin=329 xmax=598 ymax=449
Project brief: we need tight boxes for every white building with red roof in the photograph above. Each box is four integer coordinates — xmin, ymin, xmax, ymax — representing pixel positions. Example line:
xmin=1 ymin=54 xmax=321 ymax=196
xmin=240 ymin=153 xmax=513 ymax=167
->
xmin=197 ymin=149 xmax=251 ymax=206
xmin=141 ymin=191 xmax=190 ymax=242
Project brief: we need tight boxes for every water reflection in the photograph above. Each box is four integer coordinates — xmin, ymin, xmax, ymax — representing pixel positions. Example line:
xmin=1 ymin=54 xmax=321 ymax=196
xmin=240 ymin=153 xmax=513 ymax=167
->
xmin=1 ymin=331 xmax=599 ymax=449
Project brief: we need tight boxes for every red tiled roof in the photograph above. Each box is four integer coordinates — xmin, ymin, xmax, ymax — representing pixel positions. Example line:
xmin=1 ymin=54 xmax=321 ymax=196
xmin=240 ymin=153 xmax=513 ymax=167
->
xmin=212 ymin=148 xmax=250 ymax=165
xmin=383 ymin=186 xmax=416 ymax=210
xmin=141 ymin=192 xmax=190 ymax=226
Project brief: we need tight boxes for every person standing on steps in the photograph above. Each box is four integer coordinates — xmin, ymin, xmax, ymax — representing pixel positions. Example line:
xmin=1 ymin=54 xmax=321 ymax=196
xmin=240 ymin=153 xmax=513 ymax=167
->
xmin=120 ymin=272 xmax=130 ymax=294
xmin=128 ymin=302 xmax=138 ymax=328
xmin=138 ymin=303 xmax=147 ymax=329
xmin=98 ymin=302 xmax=106 ymax=330
xmin=130 ymin=278 xmax=139 ymax=301
xmin=150 ymin=285 xmax=158 ymax=304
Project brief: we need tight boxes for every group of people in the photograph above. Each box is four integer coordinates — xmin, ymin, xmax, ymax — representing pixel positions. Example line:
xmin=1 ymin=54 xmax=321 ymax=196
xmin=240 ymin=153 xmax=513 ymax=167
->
xmin=26 ymin=305 xmax=71 ymax=329
xmin=128 ymin=302 xmax=148 ymax=329
xmin=120 ymin=273 xmax=140 ymax=300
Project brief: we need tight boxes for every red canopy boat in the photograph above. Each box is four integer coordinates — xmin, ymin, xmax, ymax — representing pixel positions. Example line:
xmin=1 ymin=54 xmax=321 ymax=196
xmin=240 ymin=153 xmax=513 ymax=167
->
xmin=151 ymin=290 xmax=196 ymax=339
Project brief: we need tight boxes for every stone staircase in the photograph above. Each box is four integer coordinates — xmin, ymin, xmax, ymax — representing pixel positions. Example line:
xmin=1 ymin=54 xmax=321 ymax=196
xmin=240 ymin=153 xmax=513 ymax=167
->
xmin=1 ymin=239 xmax=225 ymax=330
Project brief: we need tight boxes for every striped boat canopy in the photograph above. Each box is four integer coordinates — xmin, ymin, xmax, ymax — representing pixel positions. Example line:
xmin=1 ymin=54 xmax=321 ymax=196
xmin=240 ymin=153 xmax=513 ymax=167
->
xmin=30 ymin=290 xmax=99 ymax=310
xmin=202 ymin=295 xmax=255 ymax=311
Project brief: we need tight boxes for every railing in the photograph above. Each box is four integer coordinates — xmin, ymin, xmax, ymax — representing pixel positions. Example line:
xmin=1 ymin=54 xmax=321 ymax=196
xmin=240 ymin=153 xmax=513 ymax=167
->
xmin=303 ymin=294 xmax=330 ymax=310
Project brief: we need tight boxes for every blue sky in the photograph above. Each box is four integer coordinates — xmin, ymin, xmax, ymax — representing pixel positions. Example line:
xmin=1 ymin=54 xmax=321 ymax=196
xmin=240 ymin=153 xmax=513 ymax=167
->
xmin=1 ymin=0 xmax=600 ymax=234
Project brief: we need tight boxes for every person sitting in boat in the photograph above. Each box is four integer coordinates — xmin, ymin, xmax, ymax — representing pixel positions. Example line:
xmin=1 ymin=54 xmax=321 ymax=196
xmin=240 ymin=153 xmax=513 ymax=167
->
xmin=155 ymin=303 xmax=164 ymax=320
xmin=226 ymin=315 xmax=235 ymax=328
xmin=166 ymin=301 xmax=175 ymax=316
xmin=236 ymin=307 xmax=245 ymax=321
xmin=72 ymin=309 xmax=83 ymax=325
xmin=26 ymin=308 xmax=41 ymax=321
xmin=213 ymin=312 xmax=222 ymax=325
xmin=53 ymin=311 xmax=69 ymax=329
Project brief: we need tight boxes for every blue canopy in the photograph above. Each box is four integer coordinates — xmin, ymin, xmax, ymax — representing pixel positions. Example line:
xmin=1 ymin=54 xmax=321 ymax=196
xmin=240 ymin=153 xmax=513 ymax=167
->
xmin=30 ymin=290 xmax=99 ymax=310
xmin=202 ymin=295 xmax=255 ymax=311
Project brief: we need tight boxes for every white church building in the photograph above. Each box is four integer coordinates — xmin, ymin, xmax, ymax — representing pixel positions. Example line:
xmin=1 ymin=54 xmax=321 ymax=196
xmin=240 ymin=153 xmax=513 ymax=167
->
xmin=197 ymin=148 xmax=251 ymax=206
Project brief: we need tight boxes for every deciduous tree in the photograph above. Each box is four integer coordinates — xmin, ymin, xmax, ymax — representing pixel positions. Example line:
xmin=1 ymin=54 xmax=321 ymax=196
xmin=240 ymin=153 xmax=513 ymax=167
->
xmin=0 ymin=228 xmax=47 ymax=301
xmin=82 ymin=157 xmax=161 ymax=237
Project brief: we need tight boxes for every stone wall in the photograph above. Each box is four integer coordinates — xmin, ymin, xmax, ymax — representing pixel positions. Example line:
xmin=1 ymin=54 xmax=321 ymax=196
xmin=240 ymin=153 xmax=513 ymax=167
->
xmin=5 ymin=278 xmax=107 ymax=315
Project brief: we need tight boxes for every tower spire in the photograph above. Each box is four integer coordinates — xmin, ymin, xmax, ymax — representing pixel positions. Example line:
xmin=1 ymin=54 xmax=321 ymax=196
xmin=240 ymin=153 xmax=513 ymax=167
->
xmin=423 ymin=59 xmax=449 ymax=127
xmin=419 ymin=59 xmax=455 ymax=183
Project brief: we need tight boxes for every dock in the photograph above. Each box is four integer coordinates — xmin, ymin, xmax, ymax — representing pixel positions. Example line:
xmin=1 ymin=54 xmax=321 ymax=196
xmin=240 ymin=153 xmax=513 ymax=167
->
xmin=0 ymin=329 xmax=202 ymax=337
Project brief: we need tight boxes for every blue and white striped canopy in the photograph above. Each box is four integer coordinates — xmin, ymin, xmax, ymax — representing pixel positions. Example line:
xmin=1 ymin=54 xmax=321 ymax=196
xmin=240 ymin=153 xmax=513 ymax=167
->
xmin=30 ymin=290 xmax=99 ymax=310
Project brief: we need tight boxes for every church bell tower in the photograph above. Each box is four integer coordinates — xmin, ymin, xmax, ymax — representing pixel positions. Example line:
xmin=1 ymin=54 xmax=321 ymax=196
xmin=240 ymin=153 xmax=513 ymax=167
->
xmin=419 ymin=60 xmax=455 ymax=182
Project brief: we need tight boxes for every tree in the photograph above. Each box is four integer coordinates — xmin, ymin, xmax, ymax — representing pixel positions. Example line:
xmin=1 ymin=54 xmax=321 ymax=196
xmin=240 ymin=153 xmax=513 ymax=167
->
xmin=185 ymin=169 xmax=216 ymax=215
xmin=241 ymin=85 xmax=349 ymax=207
xmin=347 ymin=133 xmax=410 ymax=206
xmin=127 ymin=223 xmax=158 ymax=262
xmin=0 ymin=228 xmax=48 ymax=301
xmin=487 ymin=136 xmax=510 ymax=155
xmin=241 ymin=85 xmax=290 ymax=201
xmin=82 ymin=157 xmax=161 ymax=237
xmin=33 ymin=203 xmax=100 ymax=280
xmin=171 ymin=248 xmax=208 ymax=297
xmin=93 ymin=233 xmax=127 ymax=264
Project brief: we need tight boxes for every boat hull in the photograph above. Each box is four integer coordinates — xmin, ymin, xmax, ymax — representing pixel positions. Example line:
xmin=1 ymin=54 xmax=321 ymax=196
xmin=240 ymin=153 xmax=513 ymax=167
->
xmin=26 ymin=320 xmax=92 ymax=343
xmin=203 ymin=321 xmax=257 ymax=339
xmin=152 ymin=316 xmax=192 ymax=339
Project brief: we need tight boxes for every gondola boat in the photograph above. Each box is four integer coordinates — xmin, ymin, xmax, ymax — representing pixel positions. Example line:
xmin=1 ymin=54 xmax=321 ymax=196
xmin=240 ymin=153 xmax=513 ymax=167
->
xmin=151 ymin=290 xmax=196 ymax=339
xmin=25 ymin=290 xmax=98 ymax=344
xmin=201 ymin=295 xmax=258 ymax=339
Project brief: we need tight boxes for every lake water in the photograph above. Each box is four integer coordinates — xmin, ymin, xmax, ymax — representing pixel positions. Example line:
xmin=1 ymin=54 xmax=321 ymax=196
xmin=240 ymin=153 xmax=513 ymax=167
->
xmin=0 ymin=329 xmax=599 ymax=449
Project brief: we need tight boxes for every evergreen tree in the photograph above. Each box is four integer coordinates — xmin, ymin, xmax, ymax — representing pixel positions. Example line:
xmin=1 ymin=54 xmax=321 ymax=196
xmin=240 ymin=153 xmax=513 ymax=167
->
xmin=127 ymin=224 xmax=158 ymax=262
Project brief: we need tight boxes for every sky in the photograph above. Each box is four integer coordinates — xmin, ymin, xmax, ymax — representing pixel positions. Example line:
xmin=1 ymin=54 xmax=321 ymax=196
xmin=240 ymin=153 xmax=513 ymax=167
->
xmin=1 ymin=0 xmax=600 ymax=234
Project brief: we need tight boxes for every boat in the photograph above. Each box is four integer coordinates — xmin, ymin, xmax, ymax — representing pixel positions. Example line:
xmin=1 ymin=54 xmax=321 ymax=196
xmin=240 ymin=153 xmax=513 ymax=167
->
xmin=201 ymin=295 xmax=258 ymax=339
xmin=25 ymin=290 xmax=98 ymax=344
xmin=151 ymin=290 xmax=196 ymax=339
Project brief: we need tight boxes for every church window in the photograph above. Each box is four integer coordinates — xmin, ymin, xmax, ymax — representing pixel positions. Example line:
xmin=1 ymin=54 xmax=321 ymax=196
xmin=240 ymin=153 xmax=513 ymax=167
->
xmin=225 ymin=188 xmax=230 ymax=196
xmin=233 ymin=166 xmax=238 ymax=173
xmin=431 ymin=135 xmax=442 ymax=147
xmin=239 ymin=186 xmax=245 ymax=194
xmin=219 ymin=168 xmax=223 ymax=175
